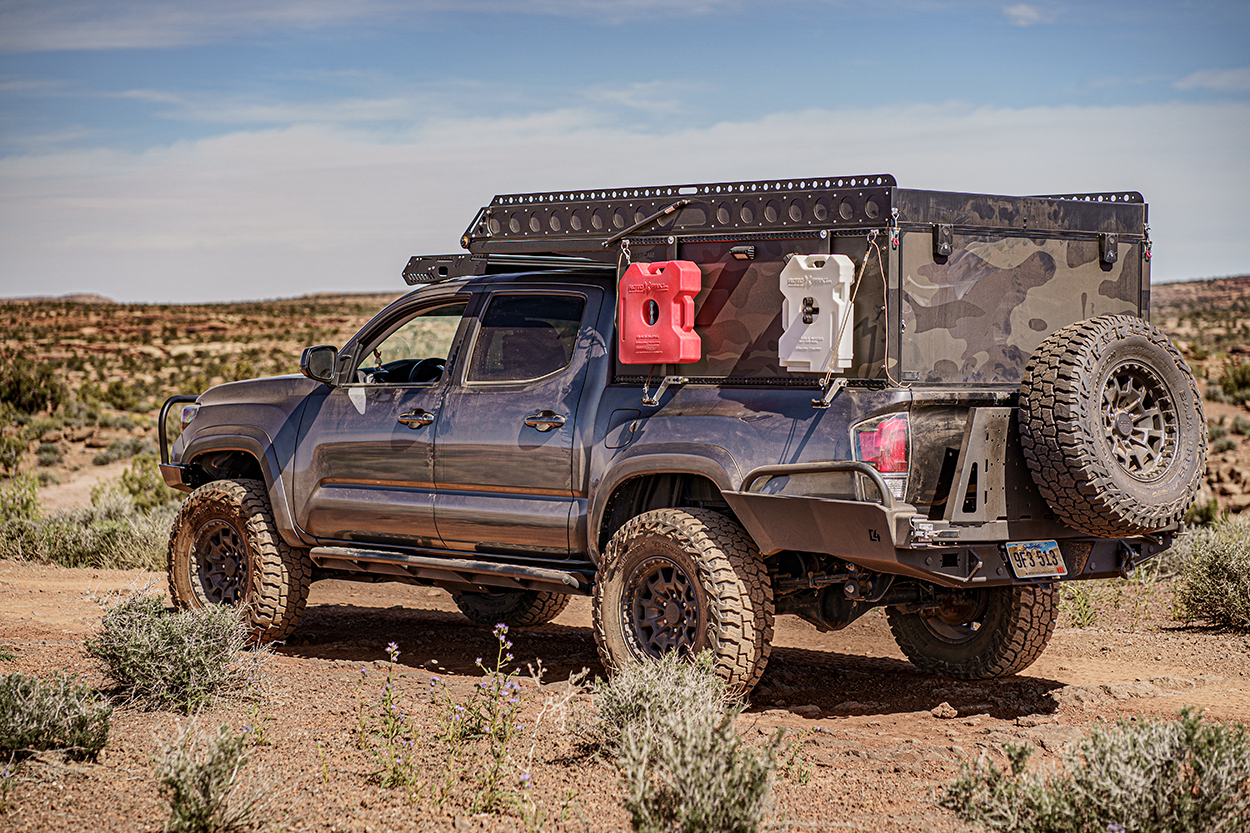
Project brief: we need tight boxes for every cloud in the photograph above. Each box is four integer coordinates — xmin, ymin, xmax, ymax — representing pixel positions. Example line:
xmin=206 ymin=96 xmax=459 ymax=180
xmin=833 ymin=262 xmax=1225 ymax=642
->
xmin=1003 ymin=4 xmax=1056 ymax=26
xmin=1174 ymin=67 xmax=1250 ymax=92
xmin=1 ymin=100 xmax=1247 ymax=302
xmin=121 ymin=91 xmax=427 ymax=125
xmin=0 ymin=0 xmax=742 ymax=52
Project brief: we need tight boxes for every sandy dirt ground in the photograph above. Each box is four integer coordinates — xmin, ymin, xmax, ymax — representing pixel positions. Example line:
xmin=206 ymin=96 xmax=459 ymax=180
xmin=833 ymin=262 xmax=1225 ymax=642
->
xmin=1 ymin=562 xmax=1247 ymax=832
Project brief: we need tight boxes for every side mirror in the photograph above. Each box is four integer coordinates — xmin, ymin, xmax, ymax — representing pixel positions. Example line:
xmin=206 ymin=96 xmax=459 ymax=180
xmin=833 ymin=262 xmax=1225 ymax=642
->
xmin=300 ymin=345 xmax=338 ymax=384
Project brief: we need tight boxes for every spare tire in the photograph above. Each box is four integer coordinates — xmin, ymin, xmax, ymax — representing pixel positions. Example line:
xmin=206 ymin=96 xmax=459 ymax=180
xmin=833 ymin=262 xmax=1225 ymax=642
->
xmin=1019 ymin=314 xmax=1206 ymax=538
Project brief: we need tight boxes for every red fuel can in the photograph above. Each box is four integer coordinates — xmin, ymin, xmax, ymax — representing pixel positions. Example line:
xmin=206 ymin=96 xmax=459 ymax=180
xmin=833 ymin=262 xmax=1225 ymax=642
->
xmin=618 ymin=260 xmax=702 ymax=365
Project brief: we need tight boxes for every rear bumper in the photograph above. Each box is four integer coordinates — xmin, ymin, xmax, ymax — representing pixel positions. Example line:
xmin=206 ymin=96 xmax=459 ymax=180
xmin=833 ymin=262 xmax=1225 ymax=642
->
xmin=722 ymin=487 xmax=1172 ymax=589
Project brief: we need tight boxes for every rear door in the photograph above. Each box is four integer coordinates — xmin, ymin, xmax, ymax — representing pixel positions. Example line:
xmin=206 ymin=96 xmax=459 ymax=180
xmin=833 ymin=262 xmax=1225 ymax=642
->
xmin=434 ymin=288 xmax=598 ymax=556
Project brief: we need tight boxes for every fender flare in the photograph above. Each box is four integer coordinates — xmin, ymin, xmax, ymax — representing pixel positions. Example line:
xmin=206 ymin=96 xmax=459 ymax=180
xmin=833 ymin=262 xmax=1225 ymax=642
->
xmin=587 ymin=444 xmax=741 ymax=563
xmin=181 ymin=427 xmax=308 ymax=549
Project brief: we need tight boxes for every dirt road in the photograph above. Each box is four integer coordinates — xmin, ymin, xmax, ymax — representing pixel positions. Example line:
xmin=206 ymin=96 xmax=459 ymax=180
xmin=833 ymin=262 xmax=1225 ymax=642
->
xmin=1 ymin=561 xmax=1247 ymax=832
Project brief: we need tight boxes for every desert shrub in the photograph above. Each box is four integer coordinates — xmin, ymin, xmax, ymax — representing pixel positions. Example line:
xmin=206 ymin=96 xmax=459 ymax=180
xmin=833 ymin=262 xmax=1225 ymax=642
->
xmin=1209 ymin=423 xmax=1230 ymax=442
xmin=158 ymin=722 xmax=268 ymax=833
xmin=1233 ymin=415 xmax=1250 ymax=435
xmin=0 ymin=492 xmax=176 ymax=570
xmin=85 ymin=594 xmax=259 ymax=713
xmin=18 ymin=415 xmax=63 ymax=442
xmin=0 ymin=356 xmax=68 ymax=415
xmin=0 ymin=672 xmax=112 ymax=761
xmin=1217 ymin=360 xmax=1250 ymax=404
xmin=35 ymin=442 xmax=62 ymax=467
xmin=0 ymin=475 xmax=39 ymax=522
xmin=0 ymin=435 xmax=26 ymax=476
xmin=595 ymin=653 xmax=781 ymax=833
xmin=942 ymin=709 xmax=1250 ymax=832
xmin=93 ymin=436 xmax=155 ymax=466
xmin=590 ymin=651 xmax=729 ymax=755
xmin=1213 ymin=437 xmax=1239 ymax=453
xmin=1184 ymin=497 xmax=1221 ymax=528
xmin=97 ymin=412 xmax=135 ymax=430
xmin=118 ymin=454 xmax=181 ymax=513
xmin=230 ymin=359 xmax=256 ymax=382
xmin=102 ymin=380 xmax=139 ymax=412
xmin=1175 ymin=516 xmax=1250 ymax=630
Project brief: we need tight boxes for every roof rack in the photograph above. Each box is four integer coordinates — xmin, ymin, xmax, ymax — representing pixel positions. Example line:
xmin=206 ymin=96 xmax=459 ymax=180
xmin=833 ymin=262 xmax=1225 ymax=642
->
xmin=402 ymin=253 xmax=615 ymax=286
xmin=460 ymin=175 xmax=898 ymax=255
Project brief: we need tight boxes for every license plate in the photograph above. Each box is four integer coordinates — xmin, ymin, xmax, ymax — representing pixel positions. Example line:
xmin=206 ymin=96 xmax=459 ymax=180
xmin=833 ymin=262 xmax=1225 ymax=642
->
xmin=1004 ymin=540 xmax=1067 ymax=579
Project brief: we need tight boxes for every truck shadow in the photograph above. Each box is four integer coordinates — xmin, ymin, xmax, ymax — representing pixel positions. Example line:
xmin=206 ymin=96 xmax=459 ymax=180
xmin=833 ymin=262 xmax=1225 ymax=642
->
xmin=279 ymin=603 xmax=1062 ymax=721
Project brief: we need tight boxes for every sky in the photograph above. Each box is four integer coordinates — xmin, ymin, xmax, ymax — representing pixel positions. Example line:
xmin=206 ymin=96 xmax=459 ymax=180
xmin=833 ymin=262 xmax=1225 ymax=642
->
xmin=1 ymin=0 xmax=1248 ymax=303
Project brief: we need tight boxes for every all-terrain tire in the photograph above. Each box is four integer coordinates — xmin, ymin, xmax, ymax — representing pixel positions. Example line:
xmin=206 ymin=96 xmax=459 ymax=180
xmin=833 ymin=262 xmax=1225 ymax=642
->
xmin=592 ymin=508 xmax=774 ymax=695
xmin=451 ymin=590 xmax=571 ymax=628
xmin=887 ymin=585 xmax=1057 ymax=680
xmin=1019 ymin=314 xmax=1206 ymax=538
xmin=167 ymin=479 xmax=313 ymax=643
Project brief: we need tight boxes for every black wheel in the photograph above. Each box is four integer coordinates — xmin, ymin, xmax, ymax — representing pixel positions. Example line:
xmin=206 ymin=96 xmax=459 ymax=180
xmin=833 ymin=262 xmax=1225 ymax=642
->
xmin=167 ymin=479 xmax=313 ymax=643
xmin=1020 ymin=314 xmax=1206 ymax=537
xmin=592 ymin=508 xmax=774 ymax=694
xmin=887 ymin=585 xmax=1057 ymax=680
xmin=451 ymin=589 xmax=570 ymax=628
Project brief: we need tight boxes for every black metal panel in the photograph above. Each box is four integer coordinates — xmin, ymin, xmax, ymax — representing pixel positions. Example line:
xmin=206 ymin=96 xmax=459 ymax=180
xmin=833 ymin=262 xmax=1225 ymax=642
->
xmin=402 ymin=253 xmax=615 ymax=285
xmin=894 ymin=189 xmax=1147 ymax=237
xmin=462 ymin=175 xmax=897 ymax=254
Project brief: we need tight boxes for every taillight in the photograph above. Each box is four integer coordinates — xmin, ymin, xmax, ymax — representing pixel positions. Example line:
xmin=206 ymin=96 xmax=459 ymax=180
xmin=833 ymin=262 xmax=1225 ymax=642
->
xmin=853 ymin=413 xmax=909 ymax=499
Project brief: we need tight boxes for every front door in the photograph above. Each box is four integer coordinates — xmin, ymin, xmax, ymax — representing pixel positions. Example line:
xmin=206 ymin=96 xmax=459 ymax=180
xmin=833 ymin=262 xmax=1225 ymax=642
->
xmin=294 ymin=298 xmax=469 ymax=549
xmin=434 ymin=289 xmax=597 ymax=557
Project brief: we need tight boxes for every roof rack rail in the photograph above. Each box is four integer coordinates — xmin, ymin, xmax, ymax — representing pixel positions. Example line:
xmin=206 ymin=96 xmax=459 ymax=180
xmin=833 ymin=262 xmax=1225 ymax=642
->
xmin=402 ymin=252 xmax=615 ymax=286
xmin=1029 ymin=191 xmax=1144 ymax=204
xmin=460 ymin=174 xmax=898 ymax=255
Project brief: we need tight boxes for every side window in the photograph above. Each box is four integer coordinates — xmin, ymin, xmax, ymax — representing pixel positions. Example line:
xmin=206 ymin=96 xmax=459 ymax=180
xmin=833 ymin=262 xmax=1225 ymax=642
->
xmin=355 ymin=302 xmax=467 ymax=385
xmin=467 ymin=294 xmax=585 ymax=383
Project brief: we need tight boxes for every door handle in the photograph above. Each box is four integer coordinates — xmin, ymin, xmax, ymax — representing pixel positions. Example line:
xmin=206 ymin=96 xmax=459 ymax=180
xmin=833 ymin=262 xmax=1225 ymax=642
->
xmin=524 ymin=410 xmax=567 ymax=432
xmin=398 ymin=408 xmax=435 ymax=429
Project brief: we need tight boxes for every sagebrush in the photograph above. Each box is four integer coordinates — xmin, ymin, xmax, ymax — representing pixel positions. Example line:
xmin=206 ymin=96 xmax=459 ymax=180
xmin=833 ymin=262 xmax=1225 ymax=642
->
xmin=0 ymin=457 xmax=178 ymax=570
xmin=85 ymin=594 xmax=260 ymax=712
xmin=595 ymin=653 xmax=781 ymax=833
xmin=1175 ymin=516 xmax=1250 ymax=631
xmin=158 ymin=722 xmax=269 ymax=833
xmin=0 ymin=672 xmax=112 ymax=760
xmin=943 ymin=708 xmax=1250 ymax=833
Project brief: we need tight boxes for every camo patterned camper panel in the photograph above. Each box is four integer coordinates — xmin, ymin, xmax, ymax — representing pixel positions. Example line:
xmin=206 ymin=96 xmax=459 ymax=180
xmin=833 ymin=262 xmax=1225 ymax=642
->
xmin=898 ymin=231 xmax=1142 ymax=385
xmin=612 ymin=236 xmax=889 ymax=382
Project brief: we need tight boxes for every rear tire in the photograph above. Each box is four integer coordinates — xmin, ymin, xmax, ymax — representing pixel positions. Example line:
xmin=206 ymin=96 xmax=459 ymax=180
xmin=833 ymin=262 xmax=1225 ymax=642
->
xmin=887 ymin=585 xmax=1057 ymax=680
xmin=593 ymin=508 xmax=774 ymax=695
xmin=451 ymin=589 xmax=570 ymax=628
xmin=167 ymin=479 xmax=312 ymax=643
xmin=1020 ymin=314 xmax=1206 ymax=537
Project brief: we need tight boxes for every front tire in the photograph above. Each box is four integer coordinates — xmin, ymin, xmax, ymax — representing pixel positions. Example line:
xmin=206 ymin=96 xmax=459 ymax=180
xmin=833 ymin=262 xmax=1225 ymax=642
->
xmin=167 ymin=479 xmax=312 ymax=643
xmin=886 ymin=585 xmax=1057 ymax=680
xmin=592 ymin=508 xmax=774 ymax=695
xmin=451 ymin=589 xmax=570 ymax=628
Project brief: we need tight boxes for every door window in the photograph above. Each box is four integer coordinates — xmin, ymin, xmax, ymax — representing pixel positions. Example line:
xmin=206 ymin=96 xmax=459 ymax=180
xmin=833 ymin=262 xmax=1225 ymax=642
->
xmin=467 ymin=294 xmax=585 ymax=383
xmin=354 ymin=302 xmax=467 ymax=385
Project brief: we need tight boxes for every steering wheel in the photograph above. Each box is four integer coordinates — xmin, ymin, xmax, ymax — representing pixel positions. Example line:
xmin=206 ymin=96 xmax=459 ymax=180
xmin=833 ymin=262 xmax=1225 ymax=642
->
xmin=407 ymin=357 xmax=446 ymax=384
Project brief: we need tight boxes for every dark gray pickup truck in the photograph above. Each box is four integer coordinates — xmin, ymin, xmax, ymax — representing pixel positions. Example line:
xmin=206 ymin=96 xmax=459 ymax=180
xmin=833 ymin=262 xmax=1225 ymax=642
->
xmin=160 ymin=175 xmax=1206 ymax=692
